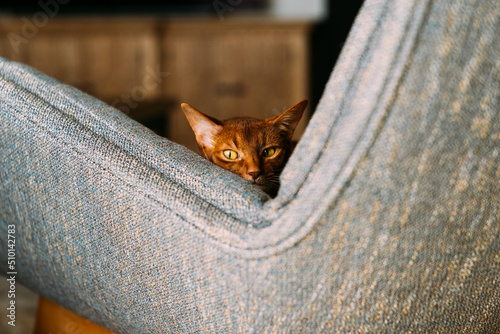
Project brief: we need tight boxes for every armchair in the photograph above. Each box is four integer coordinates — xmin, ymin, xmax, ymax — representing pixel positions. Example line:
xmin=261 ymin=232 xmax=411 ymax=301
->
xmin=1 ymin=0 xmax=499 ymax=332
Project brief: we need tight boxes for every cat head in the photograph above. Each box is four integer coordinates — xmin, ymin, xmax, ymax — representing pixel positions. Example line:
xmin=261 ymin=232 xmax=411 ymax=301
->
xmin=181 ymin=100 xmax=308 ymax=196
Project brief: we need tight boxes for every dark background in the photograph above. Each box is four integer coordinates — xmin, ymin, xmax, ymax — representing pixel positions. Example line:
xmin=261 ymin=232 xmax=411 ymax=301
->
xmin=1 ymin=0 xmax=364 ymax=113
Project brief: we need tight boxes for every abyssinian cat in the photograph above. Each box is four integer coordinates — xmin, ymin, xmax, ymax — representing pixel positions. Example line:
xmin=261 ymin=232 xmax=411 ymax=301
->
xmin=181 ymin=100 xmax=308 ymax=197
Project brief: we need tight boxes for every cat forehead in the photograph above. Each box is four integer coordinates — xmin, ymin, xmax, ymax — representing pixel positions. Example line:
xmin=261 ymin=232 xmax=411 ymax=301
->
xmin=223 ymin=117 xmax=261 ymax=125
xmin=216 ymin=120 xmax=281 ymax=147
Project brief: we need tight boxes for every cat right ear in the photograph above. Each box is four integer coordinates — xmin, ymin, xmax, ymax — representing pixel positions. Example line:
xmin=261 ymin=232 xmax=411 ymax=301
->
xmin=268 ymin=99 xmax=308 ymax=140
xmin=181 ymin=103 xmax=222 ymax=150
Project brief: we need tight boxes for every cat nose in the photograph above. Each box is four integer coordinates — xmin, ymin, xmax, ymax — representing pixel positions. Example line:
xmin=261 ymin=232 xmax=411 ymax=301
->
xmin=248 ymin=170 xmax=261 ymax=180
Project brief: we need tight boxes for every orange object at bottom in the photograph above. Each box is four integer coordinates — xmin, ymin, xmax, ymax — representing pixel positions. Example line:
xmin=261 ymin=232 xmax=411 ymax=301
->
xmin=34 ymin=296 xmax=116 ymax=334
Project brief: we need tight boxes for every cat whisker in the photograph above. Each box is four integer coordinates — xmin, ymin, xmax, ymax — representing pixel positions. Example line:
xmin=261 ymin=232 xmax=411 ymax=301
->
xmin=200 ymin=148 xmax=210 ymax=161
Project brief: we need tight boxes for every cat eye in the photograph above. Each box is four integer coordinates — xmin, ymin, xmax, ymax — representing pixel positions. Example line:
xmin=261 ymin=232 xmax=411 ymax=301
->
xmin=262 ymin=147 xmax=276 ymax=158
xmin=223 ymin=149 xmax=239 ymax=160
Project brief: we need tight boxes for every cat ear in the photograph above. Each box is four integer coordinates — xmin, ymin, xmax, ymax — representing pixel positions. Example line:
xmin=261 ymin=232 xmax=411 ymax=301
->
xmin=181 ymin=103 xmax=223 ymax=150
xmin=268 ymin=99 xmax=308 ymax=140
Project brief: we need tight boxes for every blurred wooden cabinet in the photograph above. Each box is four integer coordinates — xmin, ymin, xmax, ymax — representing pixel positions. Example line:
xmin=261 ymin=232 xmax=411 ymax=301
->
xmin=0 ymin=17 xmax=310 ymax=151
xmin=163 ymin=21 xmax=310 ymax=150
xmin=0 ymin=18 xmax=161 ymax=101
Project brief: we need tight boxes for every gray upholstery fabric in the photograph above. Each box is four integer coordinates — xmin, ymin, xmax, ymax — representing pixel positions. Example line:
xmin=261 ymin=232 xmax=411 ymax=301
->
xmin=1 ymin=0 xmax=499 ymax=332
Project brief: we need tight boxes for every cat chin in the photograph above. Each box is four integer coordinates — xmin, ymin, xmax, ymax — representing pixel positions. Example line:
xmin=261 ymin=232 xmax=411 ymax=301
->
xmin=243 ymin=176 xmax=263 ymax=186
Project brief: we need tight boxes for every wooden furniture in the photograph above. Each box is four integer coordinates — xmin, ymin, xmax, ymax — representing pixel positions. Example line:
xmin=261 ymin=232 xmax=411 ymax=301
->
xmin=163 ymin=20 xmax=310 ymax=150
xmin=0 ymin=17 xmax=310 ymax=151
xmin=35 ymin=297 xmax=114 ymax=334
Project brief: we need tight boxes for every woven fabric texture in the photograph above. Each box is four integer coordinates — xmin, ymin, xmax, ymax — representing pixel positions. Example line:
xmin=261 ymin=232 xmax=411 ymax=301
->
xmin=1 ymin=0 xmax=499 ymax=332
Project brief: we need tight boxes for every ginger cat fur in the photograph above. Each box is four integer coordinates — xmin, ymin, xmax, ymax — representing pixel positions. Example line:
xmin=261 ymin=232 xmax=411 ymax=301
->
xmin=181 ymin=100 xmax=307 ymax=197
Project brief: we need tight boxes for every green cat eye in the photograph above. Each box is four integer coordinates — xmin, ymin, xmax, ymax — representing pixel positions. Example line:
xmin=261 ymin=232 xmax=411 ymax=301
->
xmin=262 ymin=147 xmax=276 ymax=157
xmin=223 ymin=149 xmax=238 ymax=160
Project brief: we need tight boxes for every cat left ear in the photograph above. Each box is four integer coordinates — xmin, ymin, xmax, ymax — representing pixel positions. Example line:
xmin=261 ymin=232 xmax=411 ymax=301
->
xmin=181 ymin=103 xmax=223 ymax=151
xmin=268 ymin=99 xmax=308 ymax=140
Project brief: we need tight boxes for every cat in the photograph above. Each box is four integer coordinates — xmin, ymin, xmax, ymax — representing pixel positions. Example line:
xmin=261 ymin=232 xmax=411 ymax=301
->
xmin=181 ymin=99 xmax=308 ymax=197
